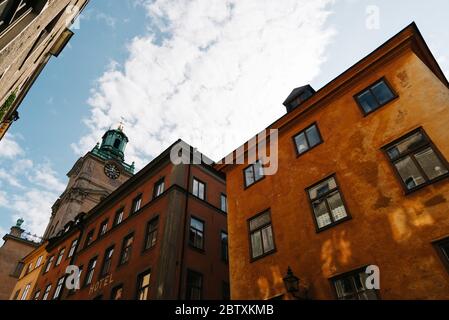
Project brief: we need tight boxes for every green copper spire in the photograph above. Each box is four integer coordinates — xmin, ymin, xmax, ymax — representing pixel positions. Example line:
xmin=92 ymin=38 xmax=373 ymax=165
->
xmin=91 ymin=125 xmax=135 ymax=174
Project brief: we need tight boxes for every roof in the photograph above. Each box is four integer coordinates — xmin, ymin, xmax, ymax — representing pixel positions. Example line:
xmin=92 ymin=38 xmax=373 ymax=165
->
xmin=215 ymin=22 xmax=449 ymax=172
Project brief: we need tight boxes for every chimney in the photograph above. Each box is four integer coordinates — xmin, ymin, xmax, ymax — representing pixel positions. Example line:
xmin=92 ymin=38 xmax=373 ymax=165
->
xmin=9 ymin=218 xmax=25 ymax=238
xmin=283 ymin=85 xmax=316 ymax=113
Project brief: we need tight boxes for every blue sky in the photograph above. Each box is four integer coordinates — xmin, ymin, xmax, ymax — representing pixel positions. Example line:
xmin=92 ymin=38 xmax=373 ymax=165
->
xmin=0 ymin=0 xmax=448 ymax=239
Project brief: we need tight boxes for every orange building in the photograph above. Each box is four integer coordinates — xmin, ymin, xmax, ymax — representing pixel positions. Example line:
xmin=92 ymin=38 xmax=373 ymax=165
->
xmin=216 ymin=23 xmax=449 ymax=300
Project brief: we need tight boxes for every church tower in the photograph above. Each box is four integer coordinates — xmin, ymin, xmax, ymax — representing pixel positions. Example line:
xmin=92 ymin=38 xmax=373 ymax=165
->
xmin=43 ymin=126 xmax=135 ymax=239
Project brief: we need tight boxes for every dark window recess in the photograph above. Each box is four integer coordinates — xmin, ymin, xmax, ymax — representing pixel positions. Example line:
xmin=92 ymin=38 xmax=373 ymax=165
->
xmin=12 ymin=290 xmax=20 ymax=300
xmin=355 ymin=78 xmax=396 ymax=114
xmin=11 ymin=261 xmax=24 ymax=278
xmin=113 ymin=139 xmax=121 ymax=148
xmin=220 ymin=194 xmax=227 ymax=213
xmin=98 ymin=219 xmax=108 ymax=237
xmin=189 ymin=217 xmax=204 ymax=250
xmin=307 ymin=176 xmax=349 ymax=230
xmin=0 ymin=0 xmax=47 ymax=34
xmin=137 ymin=270 xmax=151 ymax=300
xmin=119 ymin=234 xmax=134 ymax=265
xmin=84 ymin=257 xmax=97 ymax=286
xmin=244 ymin=161 xmax=264 ymax=187
xmin=222 ymin=282 xmax=230 ymax=300
xmin=293 ymin=124 xmax=322 ymax=155
xmin=186 ymin=270 xmax=203 ymax=300
xmin=111 ymin=285 xmax=124 ymax=300
xmin=144 ymin=217 xmax=159 ymax=250
xmin=153 ymin=178 xmax=165 ymax=198
xmin=101 ymin=246 xmax=114 ymax=277
xmin=383 ymin=129 xmax=449 ymax=192
xmin=114 ymin=208 xmax=124 ymax=226
xmin=249 ymin=211 xmax=275 ymax=259
xmin=33 ymin=290 xmax=41 ymax=300
xmin=84 ymin=229 xmax=95 ymax=248
xmin=192 ymin=178 xmax=206 ymax=200
xmin=131 ymin=195 xmax=142 ymax=214
xmin=436 ymin=238 xmax=449 ymax=272
xmin=333 ymin=268 xmax=379 ymax=300
xmin=221 ymin=232 xmax=228 ymax=263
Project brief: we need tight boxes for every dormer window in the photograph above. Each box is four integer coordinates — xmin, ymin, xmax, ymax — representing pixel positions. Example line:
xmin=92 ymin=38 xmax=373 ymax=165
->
xmin=113 ymin=139 xmax=121 ymax=148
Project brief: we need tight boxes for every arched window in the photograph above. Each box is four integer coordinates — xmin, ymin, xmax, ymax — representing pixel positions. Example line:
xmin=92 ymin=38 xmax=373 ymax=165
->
xmin=113 ymin=139 xmax=121 ymax=148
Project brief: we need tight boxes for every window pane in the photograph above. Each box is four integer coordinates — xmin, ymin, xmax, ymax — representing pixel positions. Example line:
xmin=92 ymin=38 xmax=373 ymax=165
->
xmin=312 ymin=200 xmax=332 ymax=228
xmin=251 ymin=232 xmax=263 ymax=258
xmin=387 ymin=132 xmax=427 ymax=160
xmin=193 ymin=180 xmax=199 ymax=196
xmin=249 ymin=212 xmax=270 ymax=231
xmin=371 ymin=81 xmax=394 ymax=105
xmin=394 ymin=156 xmax=426 ymax=190
xmin=415 ymin=147 xmax=448 ymax=180
xmin=306 ymin=125 xmax=321 ymax=148
xmin=198 ymin=182 xmax=205 ymax=199
xmin=308 ymin=177 xmax=337 ymax=200
xmin=294 ymin=132 xmax=308 ymax=154
xmin=334 ymin=278 xmax=355 ymax=299
xmin=357 ymin=91 xmax=378 ymax=113
xmin=261 ymin=226 xmax=274 ymax=253
xmin=191 ymin=218 xmax=203 ymax=232
xmin=254 ymin=162 xmax=264 ymax=181
xmin=245 ymin=166 xmax=255 ymax=186
xmin=327 ymin=191 xmax=348 ymax=221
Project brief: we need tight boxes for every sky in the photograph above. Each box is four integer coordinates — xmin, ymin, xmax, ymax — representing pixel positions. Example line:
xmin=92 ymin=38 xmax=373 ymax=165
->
xmin=0 ymin=0 xmax=448 ymax=241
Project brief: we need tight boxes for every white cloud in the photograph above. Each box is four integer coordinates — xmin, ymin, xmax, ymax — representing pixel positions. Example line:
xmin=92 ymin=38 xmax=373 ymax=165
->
xmin=0 ymin=136 xmax=65 ymax=237
xmin=0 ymin=133 xmax=24 ymax=159
xmin=74 ymin=0 xmax=336 ymax=168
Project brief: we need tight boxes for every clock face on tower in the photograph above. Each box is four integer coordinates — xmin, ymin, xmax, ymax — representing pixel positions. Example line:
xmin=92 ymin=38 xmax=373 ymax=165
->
xmin=104 ymin=163 xmax=121 ymax=180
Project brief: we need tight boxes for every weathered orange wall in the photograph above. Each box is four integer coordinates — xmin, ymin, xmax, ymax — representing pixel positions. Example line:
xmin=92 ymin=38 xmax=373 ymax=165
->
xmin=224 ymin=49 xmax=449 ymax=300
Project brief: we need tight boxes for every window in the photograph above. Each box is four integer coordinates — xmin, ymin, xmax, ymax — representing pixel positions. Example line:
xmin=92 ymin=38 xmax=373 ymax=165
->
xmin=332 ymin=268 xmax=379 ymax=300
xmin=189 ymin=217 xmax=204 ymax=250
xmin=355 ymin=78 xmax=397 ymax=115
xmin=42 ymin=284 xmax=52 ymax=300
xmin=55 ymin=248 xmax=65 ymax=266
xmin=43 ymin=256 xmax=54 ymax=273
xmin=307 ymin=175 xmax=350 ymax=230
xmin=220 ymin=194 xmax=227 ymax=213
xmin=222 ymin=282 xmax=230 ymax=300
xmin=192 ymin=178 xmax=206 ymax=200
xmin=26 ymin=262 xmax=33 ymax=274
xmin=11 ymin=262 xmax=24 ymax=278
xmin=111 ymin=285 xmax=124 ymax=300
xmin=12 ymin=290 xmax=20 ymax=300
xmin=0 ymin=0 xmax=47 ymax=34
xmin=244 ymin=161 xmax=264 ymax=188
xmin=114 ymin=208 xmax=124 ymax=226
xmin=20 ymin=284 xmax=31 ymax=300
xmin=383 ymin=129 xmax=449 ymax=192
xmin=137 ymin=270 xmax=151 ymax=300
xmin=119 ymin=234 xmax=134 ymax=265
xmin=98 ymin=219 xmax=109 ymax=237
xmin=144 ymin=217 xmax=159 ymax=250
xmin=101 ymin=246 xmax=114 ymax=277
xmin=53 ymin=276 xmax=65 ymax=300
xmin=131 ymin=195 xmax=142 ymax=214
xmin=33 ymin=290 xmax=41 ymax=300
xmin=153 ymin=178 xmax=165 ymax=198
xmin=84 ymin=257 xmax=97 ymax=286
xmin=221 ymin=232 xmax=228 ymax=263
xmin=186 ymin=270 xmax=203 ymax=300
xmin=68 ymin=239 xmax=78 ymax=259
xmin=249 ymin=211 xmax=275 ymax=260
xmin=35 ymin=255 xmax=43 ymax=268
xmin=293 ymin=123 xmax=323 ymax=156
xmin=84 ymin=229 xmax=95 ymax=248
xmin=435 ymin=237 xmax=449 ymax=273
xmin=113 ymin=138 xmax=121 ymax=148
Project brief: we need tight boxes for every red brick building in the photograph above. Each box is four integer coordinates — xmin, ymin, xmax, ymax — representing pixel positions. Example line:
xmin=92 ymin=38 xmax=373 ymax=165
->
xmin=33 ymin=140 xmax=229 ymax=300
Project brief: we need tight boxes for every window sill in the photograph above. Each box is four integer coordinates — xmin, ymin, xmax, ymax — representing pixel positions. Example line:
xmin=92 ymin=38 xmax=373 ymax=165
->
xmin=295 ymin=141 xmax=324 ymax=159
xmin=188 ymin=244 xmax=206 ymax=254
xmin=250 ymin=249 xmax=277 ymax=263
xmin=360 ymin=95 xmax=399 ymax=117
xmin=244 ymin=176 xmax=266 ymax=191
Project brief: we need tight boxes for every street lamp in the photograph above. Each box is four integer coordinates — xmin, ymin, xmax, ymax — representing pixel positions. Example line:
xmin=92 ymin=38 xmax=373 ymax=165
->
xmin=283 ymin=267 xmax=309 ymax=300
